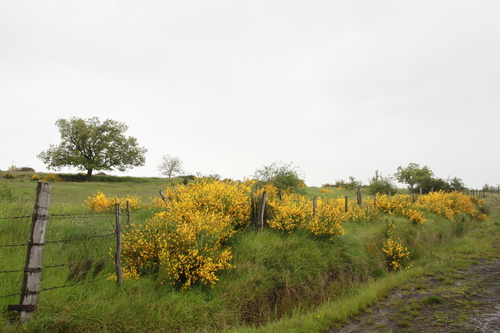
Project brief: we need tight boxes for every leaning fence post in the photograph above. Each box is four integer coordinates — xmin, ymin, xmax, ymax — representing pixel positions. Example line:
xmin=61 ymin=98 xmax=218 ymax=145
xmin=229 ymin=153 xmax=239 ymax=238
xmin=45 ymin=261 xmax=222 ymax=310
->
xmin=258 ymin=191 xmax=267 ymax=231
xmin=159 ymin=190 xmax=169 ymax=207
xmin=11 ymin=182 xmax=51 ymax=324
xmin=115 ymin=204 xmax=123 ymax=287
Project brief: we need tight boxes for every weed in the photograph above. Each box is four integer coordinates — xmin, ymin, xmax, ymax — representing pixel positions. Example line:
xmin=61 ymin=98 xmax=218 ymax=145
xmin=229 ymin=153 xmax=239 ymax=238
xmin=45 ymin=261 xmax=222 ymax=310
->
xmin=423 ymin=295 xmax=444 ymax=305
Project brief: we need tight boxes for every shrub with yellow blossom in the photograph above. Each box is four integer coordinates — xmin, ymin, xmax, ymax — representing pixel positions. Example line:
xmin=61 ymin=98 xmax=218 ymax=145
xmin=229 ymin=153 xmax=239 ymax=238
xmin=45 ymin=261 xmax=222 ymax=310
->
xmin=155 ymin=211 xmax=236 ymax=289
xmin=382 ymin=237 xmax=413 ymax=271
xmin=416 ymin=191 xmax=481 ymax=222
xmin=121 ymin=179 xmax=253 ymax=289
xmin=85 ymin=191 xmax=142 ymax=212
xmin=266 ymin=193 xmax=311 ymax=232
xmin=375 ymin=194 xmax=426 ymax=224
xmin=118 ymin=181 xmax=487 ymax=288
xmin=267 ymin=194 xmax=347 ymax=239
xmin=382 ymin=220 xmax=413 ymax=271
xmin=42 ymin=173 xmax=63 ymax=182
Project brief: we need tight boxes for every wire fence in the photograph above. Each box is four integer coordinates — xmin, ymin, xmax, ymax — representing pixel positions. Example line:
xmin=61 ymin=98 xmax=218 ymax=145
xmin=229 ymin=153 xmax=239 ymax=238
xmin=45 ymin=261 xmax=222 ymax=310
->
xmin=0 ymin=183 xmax=126 ymax=323
xmin=0 ymin=224 xmax=116 ymax=299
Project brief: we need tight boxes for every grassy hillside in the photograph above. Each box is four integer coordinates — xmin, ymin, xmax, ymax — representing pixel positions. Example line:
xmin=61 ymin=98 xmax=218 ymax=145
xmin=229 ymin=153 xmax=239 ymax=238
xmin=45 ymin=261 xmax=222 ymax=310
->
xmin=0 ymin=175 xmax=497 ymax=332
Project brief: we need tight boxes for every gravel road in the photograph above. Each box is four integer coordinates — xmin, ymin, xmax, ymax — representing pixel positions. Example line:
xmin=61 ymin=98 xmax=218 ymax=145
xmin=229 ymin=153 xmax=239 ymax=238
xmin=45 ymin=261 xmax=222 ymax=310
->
xmin=327 ymin=258 xmax=500 ymax=333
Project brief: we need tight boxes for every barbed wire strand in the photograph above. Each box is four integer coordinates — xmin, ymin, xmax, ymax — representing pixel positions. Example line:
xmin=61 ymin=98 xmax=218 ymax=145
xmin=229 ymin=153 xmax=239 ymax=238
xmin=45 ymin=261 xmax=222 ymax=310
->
xmin=44 ymin=232 xmax=115 ymax=245
xmin=0 ymin=254 xmax=111 ymax=274
xmin=0 ymin=292 xmax=22 ymax=299
xmin=41 ymin=277 xmax=110 ymax=292
xmin=0 ymin=231 xmax=115 ymax=249
xmin=0 ymin=276 xmax=110 ymax=299
xmin=0 ymin=241 xmax=28 ymax=248
xmin=0 ymin=268 xmax=24 ymax=274
xmin=0 ymin=215 xmax=32 ymax=220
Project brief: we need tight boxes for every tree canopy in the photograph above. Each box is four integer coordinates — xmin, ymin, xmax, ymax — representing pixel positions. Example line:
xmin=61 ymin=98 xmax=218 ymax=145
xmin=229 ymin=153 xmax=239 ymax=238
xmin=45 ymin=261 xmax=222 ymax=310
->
xmin=367 ymin=170 xmax=398 ymax=195
xmin=38 ymin=117 xmax=147 ymax=181
xmin=253 ymin=161 xmax=305 ymax=191
xmin=394 ymin=163 xmax=433 ymax=193
xmin=158 ymin=155 xmax=184 ymax=178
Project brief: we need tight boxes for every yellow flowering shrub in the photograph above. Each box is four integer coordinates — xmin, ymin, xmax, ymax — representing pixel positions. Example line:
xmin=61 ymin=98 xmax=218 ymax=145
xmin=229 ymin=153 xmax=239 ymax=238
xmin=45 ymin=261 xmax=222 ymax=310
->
xmin=267 ymin=194 xmax=346 ymax=239
xmin=252 ymin=183 xmax=281 ymax=201
xmin=267 ymin=193 xmax=311 ymax=232
xmin=118 ymin=181 xmax=486 ymax=287
xmin=475 ymin=213 xmax=488 ymax=221
xmin=156 ymin=211 xmax=236 ymax=289
xmin=149 ymin=197 xmax=167 ymax=209
xmin=121 ymin=179 xmax=253 ymax=289
xmin=381 ymin=220 xmax=413 ymax=270
xmin=43 ymin=173 xmax=62 ymax=182
xmin=382 ymin=237 xmax=413 ymax=271
xmin=375 ymin=194 xmax=410 ymax=215
xmin=307 ymin=198 xmax=346 ymax=238
xmin=86 ymin=191 xmax=142 ymax=212
xmin=416 ymin=191 xmax=479 ymax=222
xmin=374 ymin=194 xmax=426 ymax=224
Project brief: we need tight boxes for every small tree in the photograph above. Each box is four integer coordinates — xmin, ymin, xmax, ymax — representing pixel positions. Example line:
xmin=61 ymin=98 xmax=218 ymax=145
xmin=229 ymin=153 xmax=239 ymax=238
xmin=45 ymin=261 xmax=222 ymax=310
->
xmin=394 ymin=163 xmax=433 ymax=193
xmin=367 ymin=170 xmax=398 ymax=195
xmin=158 ymin=155 xmax=184 ymax=178
xmin=253 ymin=161 xmax=305 ymax=192
xmin=38 ymin=117 xmax=147 ymax=181
xmin=448 ymin=177 xmax=466 ymax=192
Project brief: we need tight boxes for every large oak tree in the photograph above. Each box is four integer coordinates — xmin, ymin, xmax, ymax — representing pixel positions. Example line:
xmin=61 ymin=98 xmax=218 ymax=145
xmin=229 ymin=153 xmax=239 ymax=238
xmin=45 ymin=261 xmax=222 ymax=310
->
xmin=38 ymin=117 xmax=147 ymax=181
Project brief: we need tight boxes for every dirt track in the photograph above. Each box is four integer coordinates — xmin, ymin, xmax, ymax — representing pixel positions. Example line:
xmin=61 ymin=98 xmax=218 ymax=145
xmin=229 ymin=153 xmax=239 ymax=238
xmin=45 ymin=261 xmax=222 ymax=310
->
xmin=327 ymin=258 xmax=500 ymax=333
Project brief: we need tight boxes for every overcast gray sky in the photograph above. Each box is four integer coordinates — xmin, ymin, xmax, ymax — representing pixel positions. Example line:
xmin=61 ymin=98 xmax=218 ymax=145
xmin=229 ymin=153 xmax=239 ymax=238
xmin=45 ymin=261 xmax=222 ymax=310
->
xmin=1 ymin=1 xmax=499 ymax=188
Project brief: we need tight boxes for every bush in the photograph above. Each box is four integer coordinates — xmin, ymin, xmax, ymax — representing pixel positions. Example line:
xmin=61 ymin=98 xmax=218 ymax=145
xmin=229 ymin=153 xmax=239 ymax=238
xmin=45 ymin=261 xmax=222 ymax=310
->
xmin=31 ymin=174 xmax=41 ymax=181
xmin=3 ymin=173 xmax=15 ymax=179
xmin=85 ymin=191 xmax=142 ymax=212
xmin=253 ymin=161 xmax=305 ymax=192
xmin=58 ymin=173 xmax=87 ymax=182
xmin=367 ymin=170 xmax=398 ymax=195
xmin=121 ymin=179 xmax=253 ymax=289
xmin=43 ymin=173 xmax=63 ymax=182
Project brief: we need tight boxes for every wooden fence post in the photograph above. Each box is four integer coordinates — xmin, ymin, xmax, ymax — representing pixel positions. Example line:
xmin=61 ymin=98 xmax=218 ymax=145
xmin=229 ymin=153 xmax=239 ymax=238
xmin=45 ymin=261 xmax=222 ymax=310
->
xmin=344 ymin=196 xmax=348 ymax=212
xmin=115 ymin=204 xmax=123 ymax=287
xmin=159 ymin=190 xmax=169 ymax=207
xmin=126 ymin=200 xmax=131 ymax=225
xmin=357 ymin=186 xmax=362 ymax=206
xmin=12 ymin=182 xmax=51 ymax=324
xmin=258 ymin=191 xmax=267 ymax=231
xmin=313 ymin=196 xmax=318 ymax=217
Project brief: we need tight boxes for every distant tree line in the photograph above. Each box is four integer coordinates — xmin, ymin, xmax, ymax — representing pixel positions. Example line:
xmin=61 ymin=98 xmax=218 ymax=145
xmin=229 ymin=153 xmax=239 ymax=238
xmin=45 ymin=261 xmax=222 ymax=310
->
xmin=325 ymin=163 xmax=468 ymax=195
xmin=32 ymin=117 xmax=488 ymax=192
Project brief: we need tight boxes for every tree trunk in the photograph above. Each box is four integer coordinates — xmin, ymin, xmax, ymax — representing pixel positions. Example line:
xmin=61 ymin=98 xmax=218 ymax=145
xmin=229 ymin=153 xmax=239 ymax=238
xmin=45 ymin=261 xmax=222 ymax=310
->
xmin=86 ymin=169 xmax=93 ymax=182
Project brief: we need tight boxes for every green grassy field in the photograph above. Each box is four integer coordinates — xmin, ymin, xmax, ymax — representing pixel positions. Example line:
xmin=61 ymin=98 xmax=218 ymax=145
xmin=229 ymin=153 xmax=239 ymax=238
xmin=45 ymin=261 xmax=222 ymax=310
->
xmin=0 ymin=175 xmax=498 ymax=332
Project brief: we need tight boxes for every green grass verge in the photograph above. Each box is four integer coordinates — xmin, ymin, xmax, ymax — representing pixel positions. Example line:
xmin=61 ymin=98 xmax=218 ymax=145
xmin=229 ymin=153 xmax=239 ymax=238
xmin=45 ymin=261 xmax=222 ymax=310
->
xmin=230 ymin=196 xmax=500 ymax=333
